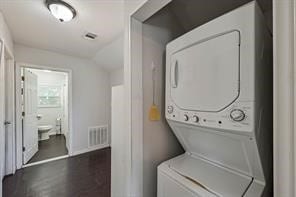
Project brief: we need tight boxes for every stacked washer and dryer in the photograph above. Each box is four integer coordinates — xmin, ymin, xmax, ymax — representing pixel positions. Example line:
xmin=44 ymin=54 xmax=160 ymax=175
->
xmin=158 ymin=2 xmax=272 ymax=197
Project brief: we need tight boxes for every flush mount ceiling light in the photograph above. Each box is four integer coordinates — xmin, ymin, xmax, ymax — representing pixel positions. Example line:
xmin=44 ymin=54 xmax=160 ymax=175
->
xmin=45 ymin=0 xmax=77 ymax=22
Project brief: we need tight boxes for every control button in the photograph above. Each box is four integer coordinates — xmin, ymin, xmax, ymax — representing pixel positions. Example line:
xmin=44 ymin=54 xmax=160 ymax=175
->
xmin=230 ymin=109 xmax=245 ymax=122
xmin=184 ymin=114 xmax=189 ymax=121
xmin=192 ymin=115 xmax=199 ymax=123
xmin=167 ymin=106 xmax=174 ymax=114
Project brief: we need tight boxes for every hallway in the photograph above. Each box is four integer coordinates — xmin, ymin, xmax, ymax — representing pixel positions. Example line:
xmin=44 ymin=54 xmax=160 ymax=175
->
xmin=3 ymin=148 xmax=111 ymax=197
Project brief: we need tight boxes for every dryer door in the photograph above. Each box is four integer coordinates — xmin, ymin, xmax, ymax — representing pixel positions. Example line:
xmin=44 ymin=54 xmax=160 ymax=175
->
xmin=170 ymin=31 xmax=240 ymax=112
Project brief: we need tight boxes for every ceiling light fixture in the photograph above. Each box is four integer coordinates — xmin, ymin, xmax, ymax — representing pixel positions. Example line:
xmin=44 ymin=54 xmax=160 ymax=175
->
xmin=45 ymin=0 xmax=77 ymax=22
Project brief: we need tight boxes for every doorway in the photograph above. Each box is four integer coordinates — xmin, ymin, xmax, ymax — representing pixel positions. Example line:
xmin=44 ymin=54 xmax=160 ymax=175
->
xmin=16 ymin=64 xmax=72 ymax=167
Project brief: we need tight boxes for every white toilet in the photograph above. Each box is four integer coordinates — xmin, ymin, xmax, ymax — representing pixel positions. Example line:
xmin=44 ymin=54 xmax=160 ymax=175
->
xmin=38 ymin=125 xmax=52 ymax=141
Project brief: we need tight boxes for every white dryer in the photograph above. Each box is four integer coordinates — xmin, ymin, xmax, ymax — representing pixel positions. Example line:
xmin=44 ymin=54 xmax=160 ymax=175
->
xmin=158 ymin=1 xmax=272 ymax=197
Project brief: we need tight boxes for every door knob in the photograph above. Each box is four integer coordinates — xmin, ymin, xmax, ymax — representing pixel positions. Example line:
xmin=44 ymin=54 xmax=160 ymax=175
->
xmin=4 ymin=121 xmax=11 ymax=125
xmin=37 ymin=114 xmax=42 ymax=120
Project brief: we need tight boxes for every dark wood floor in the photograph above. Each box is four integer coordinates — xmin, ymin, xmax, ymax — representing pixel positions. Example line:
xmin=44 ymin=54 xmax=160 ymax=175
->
xmin=3 ymin=148 xmax=111 ymax=197
xmin=28 ymin=135 xmax=68 ymax=164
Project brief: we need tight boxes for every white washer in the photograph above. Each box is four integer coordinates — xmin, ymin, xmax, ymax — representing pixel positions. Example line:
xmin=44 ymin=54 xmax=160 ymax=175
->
xmin=159 ymin=1 xmax=272 ymax=197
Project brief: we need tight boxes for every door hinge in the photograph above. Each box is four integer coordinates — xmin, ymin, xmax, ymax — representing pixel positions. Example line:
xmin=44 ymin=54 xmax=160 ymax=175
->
xmin=22 ymin=112 xmax=25 ymax=116
xmin=21 ymin=76 xmax=25 ymax=81
xmin=23 ymin=147 xmax=25 ymax=152
xmin=21 ymin=88 xmax=24 ymax=95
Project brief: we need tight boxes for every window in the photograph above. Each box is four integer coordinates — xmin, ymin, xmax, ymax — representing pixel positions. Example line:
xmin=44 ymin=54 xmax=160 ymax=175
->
xmin=38 ymin=85 xmax=61 ymax=108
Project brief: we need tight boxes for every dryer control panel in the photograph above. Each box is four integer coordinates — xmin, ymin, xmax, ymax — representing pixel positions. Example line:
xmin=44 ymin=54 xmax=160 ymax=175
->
xmin=166 ymin=101 xmax=254 ymax=133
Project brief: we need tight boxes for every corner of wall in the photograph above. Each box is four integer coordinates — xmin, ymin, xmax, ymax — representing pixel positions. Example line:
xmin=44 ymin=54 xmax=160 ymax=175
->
xmin=110 ymin=67 xmax=124 ymax=86
xmin=0 ymin=11 xmax=14 ymax=56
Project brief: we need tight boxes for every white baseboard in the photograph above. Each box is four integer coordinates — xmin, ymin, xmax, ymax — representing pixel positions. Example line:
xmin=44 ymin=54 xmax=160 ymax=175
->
xmin=72 ymin=144 xmax=110 ymax=156
xmin=48 ymin=132 xmax=65 ymax=136
xmin=23 ymin=155 xmax=69 ymax=168
xmin=49 ymin=132 xmax=57 ymax=136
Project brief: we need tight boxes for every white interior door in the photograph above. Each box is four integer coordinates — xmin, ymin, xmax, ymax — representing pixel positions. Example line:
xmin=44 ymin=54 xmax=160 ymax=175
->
xmin=0 ymin=41 xmax=4 ymax=193
xmin=23 ymin=69 xmax=38 ymax=164
xmin=111 ymin=85 xmax=127 ymax=197
xmin=63 ymin=76 xmax=69 ymax=150
xmin=4 ymin=55 xmax=15 ymax=175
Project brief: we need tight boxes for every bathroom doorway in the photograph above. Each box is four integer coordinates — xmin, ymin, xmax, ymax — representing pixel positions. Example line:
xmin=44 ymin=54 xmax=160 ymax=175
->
xmin=16 ymin=65 xmax=72 ymax=166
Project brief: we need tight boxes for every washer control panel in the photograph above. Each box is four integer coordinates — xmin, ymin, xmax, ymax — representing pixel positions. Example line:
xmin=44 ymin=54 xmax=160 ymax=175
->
xmin=192 ymin=115 xmax=199 ymax=123
xmin=167 ymin=105 xmax=174 ymax=114
xmin=230 ymin=109 xmax=246 ymax=122
xmin=166 ymin=101 xmax=253 ymax=132
xmin=183 ymin=114 xmax=189 ymax=121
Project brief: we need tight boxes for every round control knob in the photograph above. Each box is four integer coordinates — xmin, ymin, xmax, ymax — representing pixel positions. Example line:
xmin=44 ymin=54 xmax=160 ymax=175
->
xmin=167 ymin=106 xmax=174 ymax=114
xmin=230 ymin=109 xmax=245 ymax=122
xmin=192 ymin=115 xmax=199 ymax=123
xmin=184 ymin=114 xmax=189 ymax=121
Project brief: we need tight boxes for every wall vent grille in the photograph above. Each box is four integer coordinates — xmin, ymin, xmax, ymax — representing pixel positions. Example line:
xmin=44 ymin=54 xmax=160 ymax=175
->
xmin=84 ymin=32 xmax=98 ymax=40
xmin=88 ymin=125 xmax=108 ymax=148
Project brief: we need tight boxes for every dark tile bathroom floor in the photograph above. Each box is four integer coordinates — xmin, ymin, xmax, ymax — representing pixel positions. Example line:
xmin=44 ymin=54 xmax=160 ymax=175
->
xmin=3 ymin=148 xmax=111 ymax=197
xmin=28 ymin=135 xmax=68 ymax=164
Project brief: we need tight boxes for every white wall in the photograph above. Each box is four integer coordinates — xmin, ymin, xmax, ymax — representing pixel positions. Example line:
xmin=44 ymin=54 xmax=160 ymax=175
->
xmin=142 ymin=6 xmax=184 ymax=197
xmin=93 ymin=35 xmax=124 ymax=71
xmin=14 ymin=44 xmax=111 ymax=154
xmin=0 ymin=12 xmax=13 ymax=54
xmin=111 ymin=85 xmax=126 ymax=197
xmin=110 ymin=68 xmax=124 ymax=86
xmin=108 ymin=67 xmax=124 ymax=151
xmin=30 ymin=69 xmax=66 ymax=136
